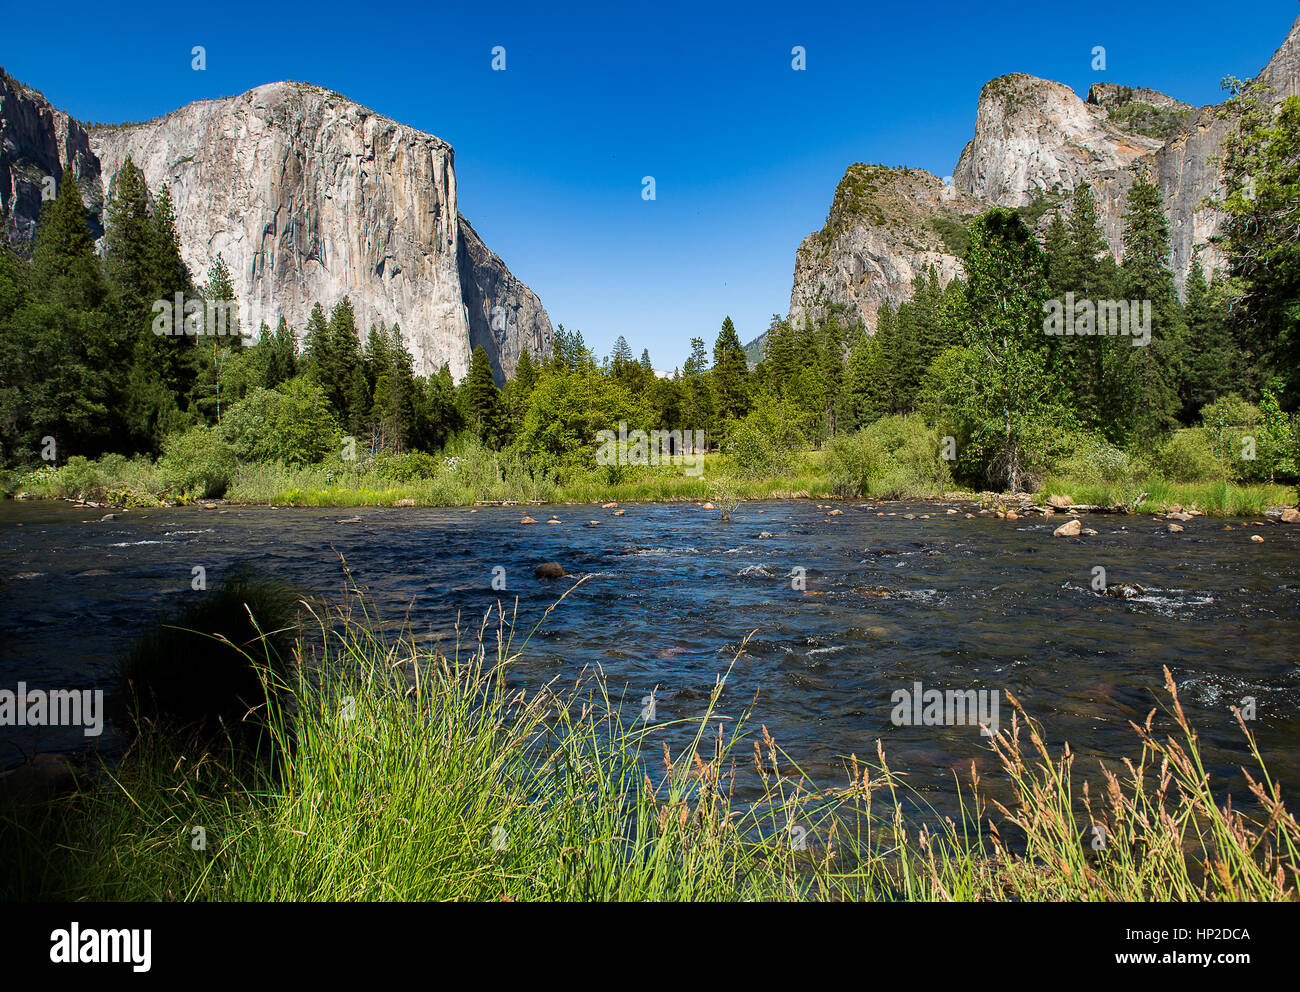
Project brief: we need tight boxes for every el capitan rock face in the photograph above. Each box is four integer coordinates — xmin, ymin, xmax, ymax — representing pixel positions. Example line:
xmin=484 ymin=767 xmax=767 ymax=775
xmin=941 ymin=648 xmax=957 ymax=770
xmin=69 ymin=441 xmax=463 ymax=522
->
xmin=788 ymin=15 xmax=1300 ymax=339
xmin=0 ymin=75 xmax=551 ymax=380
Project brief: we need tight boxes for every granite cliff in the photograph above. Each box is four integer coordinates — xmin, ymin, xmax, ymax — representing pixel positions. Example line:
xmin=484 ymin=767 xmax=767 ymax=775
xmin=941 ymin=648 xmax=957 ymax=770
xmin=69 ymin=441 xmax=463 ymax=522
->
xmin=0 ymin=76 xmax=551 ymax=380
xmin=787 ymin=15 xmax=1300 ymax=336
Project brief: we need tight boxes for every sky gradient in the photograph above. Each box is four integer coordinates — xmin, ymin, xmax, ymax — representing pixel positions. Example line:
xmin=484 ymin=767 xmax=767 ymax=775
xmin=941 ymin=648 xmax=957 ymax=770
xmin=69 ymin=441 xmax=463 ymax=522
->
xmin=4 ymin=1 xmax=1295 ymax=368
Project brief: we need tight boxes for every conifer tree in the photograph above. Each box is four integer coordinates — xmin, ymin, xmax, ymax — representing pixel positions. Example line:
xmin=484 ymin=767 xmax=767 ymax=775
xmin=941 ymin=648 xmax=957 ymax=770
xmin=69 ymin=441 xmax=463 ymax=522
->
xmin=710 ymin=316 xmax=749 ymax=430
xmin=325 ymin=297 xmax=367 ymax=433
xmin=461 ymin=344 xmax=504 ymax=444
xmin=262 ymin=316 xmax=298 ymax=389
xmin=1120 ymin=173 xmax=1186 ymax=438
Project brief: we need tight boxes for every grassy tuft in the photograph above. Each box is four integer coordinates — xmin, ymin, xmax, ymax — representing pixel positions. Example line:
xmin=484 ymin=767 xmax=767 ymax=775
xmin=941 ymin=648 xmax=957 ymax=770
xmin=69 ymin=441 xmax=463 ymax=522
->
xmin=117 ymin=571 xmax=301 ymax=746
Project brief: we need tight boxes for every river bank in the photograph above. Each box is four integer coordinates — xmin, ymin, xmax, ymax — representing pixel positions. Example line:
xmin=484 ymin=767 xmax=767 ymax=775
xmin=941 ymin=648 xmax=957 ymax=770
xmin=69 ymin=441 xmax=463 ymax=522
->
xmin=6 ymin=459 xmax=1295 ymax=519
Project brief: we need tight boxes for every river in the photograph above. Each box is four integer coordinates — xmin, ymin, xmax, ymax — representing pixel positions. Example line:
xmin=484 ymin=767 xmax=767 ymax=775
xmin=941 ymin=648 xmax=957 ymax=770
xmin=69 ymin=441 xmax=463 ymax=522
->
xmin=2 ymin=499 xmax=1297 ymax=819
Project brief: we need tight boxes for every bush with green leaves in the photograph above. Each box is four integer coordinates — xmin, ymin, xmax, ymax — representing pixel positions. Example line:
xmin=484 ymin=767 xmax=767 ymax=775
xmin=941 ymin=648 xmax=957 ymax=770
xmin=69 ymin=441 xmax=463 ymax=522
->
xmin=220 ymin=379 xmax=340 ymax=466
xmin=15 ymin=464 xmax=59 ymax=496
xmin=372 ymin=450 xmax=441 ymax=482
xmin=825 ymin=417 xmax=954 ymax=499
xmin=727 ymin=400 xmax=803 ymax=478
xmin=1056 ymin=434 xmax=1144 ymax=486
xmin=1256 ymin=387 xmax=1296 ymax=482
xmin=1150 ymin=429 xmax=1229 ymax=483
xmin=271 ymin=376 xmax=340 ymax=465
xmin=860 ymin=416 xmax=955 ymax=498
xmin=159 ymin=426 xmax=237 ymax=500
xmin=53 ymin=455 xmax=104 ymax=500
xmin=1197 ymin=393 xmax=1260 ymax=479
xmin=825 ymin=432 xmax=878 ymax=499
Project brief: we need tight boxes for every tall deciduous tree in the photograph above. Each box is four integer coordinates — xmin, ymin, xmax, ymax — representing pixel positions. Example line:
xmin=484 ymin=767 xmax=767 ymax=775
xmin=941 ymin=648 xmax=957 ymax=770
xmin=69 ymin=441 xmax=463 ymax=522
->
xmin=945 ymin=209 xmax=1072 ymax=492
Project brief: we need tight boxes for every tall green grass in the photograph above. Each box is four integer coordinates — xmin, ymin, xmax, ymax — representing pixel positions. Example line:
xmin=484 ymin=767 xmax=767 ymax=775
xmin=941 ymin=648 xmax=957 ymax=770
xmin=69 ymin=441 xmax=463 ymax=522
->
xmin=12 ymin=440 xmax=1291 ymax=515
xmin=1038 ymin=475 xmax=1294 ymax=517
xmin=3 ymin=581 xmax=1298 ymax=902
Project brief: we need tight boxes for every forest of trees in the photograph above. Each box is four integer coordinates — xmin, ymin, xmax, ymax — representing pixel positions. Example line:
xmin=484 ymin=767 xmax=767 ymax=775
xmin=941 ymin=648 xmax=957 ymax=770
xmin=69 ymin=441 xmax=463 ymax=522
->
xmin=1 ymin=76 xmax=1297 ymax=499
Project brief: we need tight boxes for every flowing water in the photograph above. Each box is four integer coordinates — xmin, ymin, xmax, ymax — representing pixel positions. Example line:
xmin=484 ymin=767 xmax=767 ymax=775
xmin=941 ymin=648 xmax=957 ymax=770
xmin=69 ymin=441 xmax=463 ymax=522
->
xmin=2 ymin=499 xmax=1298 ymax=818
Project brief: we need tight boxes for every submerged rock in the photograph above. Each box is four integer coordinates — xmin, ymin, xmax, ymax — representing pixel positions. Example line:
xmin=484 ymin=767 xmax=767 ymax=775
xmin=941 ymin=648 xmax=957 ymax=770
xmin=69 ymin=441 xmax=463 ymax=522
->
xmin=1104 ymin=583 xmax=1147 ymax=600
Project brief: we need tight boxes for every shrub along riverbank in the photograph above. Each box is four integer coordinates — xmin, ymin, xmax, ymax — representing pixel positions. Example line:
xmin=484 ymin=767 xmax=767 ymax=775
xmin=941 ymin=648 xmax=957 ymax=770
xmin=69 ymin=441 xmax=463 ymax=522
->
xmin=4 ymin=420 xmax=1294 ymax=518
xmin=2 ymin=578 xmax=1297 ymax=902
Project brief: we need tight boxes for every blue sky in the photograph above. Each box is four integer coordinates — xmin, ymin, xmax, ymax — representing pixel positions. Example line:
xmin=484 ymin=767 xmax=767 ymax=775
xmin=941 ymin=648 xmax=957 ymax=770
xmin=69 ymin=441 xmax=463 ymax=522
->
xmin=5 ymin=1 xmax=1295 ymax=368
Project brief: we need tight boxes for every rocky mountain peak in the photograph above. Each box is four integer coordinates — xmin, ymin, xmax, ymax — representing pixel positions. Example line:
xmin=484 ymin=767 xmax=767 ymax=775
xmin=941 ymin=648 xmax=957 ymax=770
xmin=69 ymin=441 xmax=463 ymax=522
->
xmin=1086 ymin=83 xmax=1194 ymax=114
xmin=788 ymin=165 xmax=978 ymax=334
xmin=952 ymin=73 xmax=1163 ymax=208
xmin=788 ymin=15 xmax=1300 ymax=339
